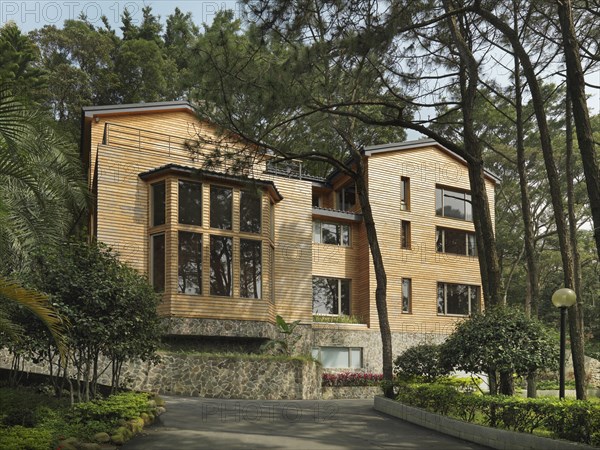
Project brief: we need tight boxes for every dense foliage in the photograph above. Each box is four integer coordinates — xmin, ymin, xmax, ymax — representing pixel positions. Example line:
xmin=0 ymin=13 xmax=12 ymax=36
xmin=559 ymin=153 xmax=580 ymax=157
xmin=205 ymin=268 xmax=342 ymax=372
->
xmin=441 ymin=307 xmax=559 ymax=395
xmin=0 ymin=387 xmax=162 ymax=450
xmin=9 ymin=240 xmax=163 ymax=400
xmin=394 ymin=344 xmax=448 ymax=382
xmin=396 ymin=382 xmax=600 ymax=445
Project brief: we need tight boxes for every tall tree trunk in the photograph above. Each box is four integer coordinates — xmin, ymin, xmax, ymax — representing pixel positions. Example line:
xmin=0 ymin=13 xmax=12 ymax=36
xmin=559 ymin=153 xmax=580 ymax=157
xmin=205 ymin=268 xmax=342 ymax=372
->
xmin=557 ymin=0 xmax=600 ymax=266
xmin=355 ymin=160 xmax=393 ymax=398
xmin=473 ymin=4 xmax=587 ymax=400
xmin=444 ymin=0 xmax=502 ymax=308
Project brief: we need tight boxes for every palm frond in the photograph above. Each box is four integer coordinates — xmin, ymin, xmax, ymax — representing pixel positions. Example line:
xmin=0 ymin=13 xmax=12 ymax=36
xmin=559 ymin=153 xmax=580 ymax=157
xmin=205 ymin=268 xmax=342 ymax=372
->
xmin=0 ymin=276 xmax=69 ymax=360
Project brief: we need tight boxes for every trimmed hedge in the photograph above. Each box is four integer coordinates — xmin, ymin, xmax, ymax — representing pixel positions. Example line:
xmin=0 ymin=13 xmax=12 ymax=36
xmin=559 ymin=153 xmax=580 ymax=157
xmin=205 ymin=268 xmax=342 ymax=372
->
xmin=396 ymin=383 xmax=600 ymax=445
xmin=322 ymin=372 xmax=383 ymax=387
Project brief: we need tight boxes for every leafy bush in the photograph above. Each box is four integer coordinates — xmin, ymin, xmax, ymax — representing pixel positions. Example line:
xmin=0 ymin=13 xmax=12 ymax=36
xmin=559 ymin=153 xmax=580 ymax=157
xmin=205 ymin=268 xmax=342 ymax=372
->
xmin=395 ymin=382 xmax=600 ymax=445
xmin=0 ymin=426 xmax=53 ymax=450
xmin=322 ymin=372 xmax=383 ymax=387
xmin=394 ymin=344 xmax=448 ymax=382
xmin=71 ymin=392 xmax=153 ymax=423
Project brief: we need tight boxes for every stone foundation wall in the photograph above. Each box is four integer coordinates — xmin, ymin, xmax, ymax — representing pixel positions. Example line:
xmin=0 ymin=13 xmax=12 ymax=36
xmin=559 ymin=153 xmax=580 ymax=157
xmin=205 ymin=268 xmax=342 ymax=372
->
xmin=321 ymin=386 xmax=381 ymax=400
xmin=312 ymin=324 xmax=448 ymax=372
xmin=0 ymin=350 xmax=321 ymax=400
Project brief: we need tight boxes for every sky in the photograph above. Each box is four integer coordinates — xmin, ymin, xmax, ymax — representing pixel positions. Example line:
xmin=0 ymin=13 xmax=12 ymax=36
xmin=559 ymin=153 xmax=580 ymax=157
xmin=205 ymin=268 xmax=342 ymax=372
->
xmin=1 ymin=0 xmax=598 ymax=121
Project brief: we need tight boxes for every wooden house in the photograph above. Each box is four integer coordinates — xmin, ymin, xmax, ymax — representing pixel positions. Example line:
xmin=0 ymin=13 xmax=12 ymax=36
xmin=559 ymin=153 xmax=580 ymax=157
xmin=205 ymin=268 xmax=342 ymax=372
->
xmin=81 ymin=101 xmax=497 ymax=372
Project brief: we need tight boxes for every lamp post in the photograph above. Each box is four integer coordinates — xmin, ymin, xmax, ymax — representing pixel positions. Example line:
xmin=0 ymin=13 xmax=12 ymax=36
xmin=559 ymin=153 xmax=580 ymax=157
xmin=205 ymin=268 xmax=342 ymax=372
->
xmin=552 ymin=288 xmax=577 ymax=400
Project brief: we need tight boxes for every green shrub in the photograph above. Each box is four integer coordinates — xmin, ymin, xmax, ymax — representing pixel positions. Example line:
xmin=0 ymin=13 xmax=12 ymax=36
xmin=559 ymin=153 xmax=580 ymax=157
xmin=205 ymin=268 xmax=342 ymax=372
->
xmin=72 ymin=392 xmax=153 ymax=424
xmin=395 ymin=382 xmax=600 ymax=445
xmin=0 ymin=426 xmax=53 ymax=450
xmin=394 ymin=344 xmax=448 ymax=382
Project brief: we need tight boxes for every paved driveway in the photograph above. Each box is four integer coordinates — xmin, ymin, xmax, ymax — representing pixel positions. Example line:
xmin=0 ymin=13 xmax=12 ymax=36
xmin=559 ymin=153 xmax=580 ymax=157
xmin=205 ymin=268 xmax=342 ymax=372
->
xmin=124 ymin=397 xmax=490 ymax=449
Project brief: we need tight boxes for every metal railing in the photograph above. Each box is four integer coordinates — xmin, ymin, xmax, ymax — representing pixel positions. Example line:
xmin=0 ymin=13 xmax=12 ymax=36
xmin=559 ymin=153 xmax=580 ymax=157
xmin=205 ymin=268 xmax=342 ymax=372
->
xmin=103 ymin=122 xmax=193 ymax=157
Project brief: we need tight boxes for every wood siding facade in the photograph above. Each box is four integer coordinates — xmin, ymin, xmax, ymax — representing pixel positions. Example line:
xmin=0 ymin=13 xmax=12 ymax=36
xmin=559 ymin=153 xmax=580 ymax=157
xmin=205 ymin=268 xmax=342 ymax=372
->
xmin=83 ymin=103 xmax=496 ymax=336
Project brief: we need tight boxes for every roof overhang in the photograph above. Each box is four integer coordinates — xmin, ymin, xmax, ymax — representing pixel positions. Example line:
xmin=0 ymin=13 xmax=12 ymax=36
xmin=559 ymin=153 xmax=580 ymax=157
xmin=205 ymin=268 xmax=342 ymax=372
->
xmin=364 ymin=138 xmax=501 ymax=184
xmin=139 ymin=164 xmax=283 ymax=203
xmin=83 ymin=101 xmax=195 ymax=120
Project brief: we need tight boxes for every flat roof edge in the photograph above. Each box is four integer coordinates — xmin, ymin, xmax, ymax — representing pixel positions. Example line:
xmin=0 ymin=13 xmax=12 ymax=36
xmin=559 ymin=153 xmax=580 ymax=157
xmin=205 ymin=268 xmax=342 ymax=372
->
xmin=83 ymin=101 xmax=194 ymax=117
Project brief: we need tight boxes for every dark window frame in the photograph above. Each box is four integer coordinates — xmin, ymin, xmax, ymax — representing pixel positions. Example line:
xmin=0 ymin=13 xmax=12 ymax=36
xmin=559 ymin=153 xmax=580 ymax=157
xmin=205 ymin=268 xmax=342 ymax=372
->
xmin=150 ymin=233 xmax=165 ymax=293
xmin=151 ymin=181 xmax=166 ymax=227
xmin=178 ymin=180 xmax=202 ymax=226
xmin=436 ymin=227 xmax=477 ymax=256
xmin=402 ymin=278 xmax=412 ymax=313
xmin=240 ymin=190 xmax=262 ymax=234
xmin=400 ymin=177 xmax=410 ymax=211
xmin=313 ymin=221 xmax=351 ymax=246
xmin=401 ymin=220 xmax=411 ymax=249
xmin=210 ymin=235 xmax=233 ymax=297
xmin=240 ymin=238 xmax=262 ymax=299
xmin=437 ymin=282 xmax=479 ymax=316
xmin=312 ymin=276 xmax=351 ymax=316
xmin=210 ymin=184 xmax=233 ymax=230
xmin=177 ymin=231 xmax=202 ymax=295
xmin=435 ymin=186 xmax=473 ymax=222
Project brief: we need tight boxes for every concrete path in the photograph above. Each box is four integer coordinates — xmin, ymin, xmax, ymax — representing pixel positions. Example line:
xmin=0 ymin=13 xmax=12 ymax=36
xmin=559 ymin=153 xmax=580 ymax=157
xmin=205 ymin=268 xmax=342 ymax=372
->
xmin=124 ymin=396 xmax=490 ymax=449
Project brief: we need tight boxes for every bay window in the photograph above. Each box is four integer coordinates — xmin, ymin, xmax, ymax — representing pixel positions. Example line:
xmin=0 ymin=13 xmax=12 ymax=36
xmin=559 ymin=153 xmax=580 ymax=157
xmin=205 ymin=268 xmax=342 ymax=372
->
xmin=210 ymin=235 xmax=233 ymax=296
xmin=240 ymin=239 xmax=262 ymax=298
xmin=210 ymin=185 xmax=233 ymax=229
xmin=240 ymin=190 xmax=261 ymax=233
xmin=179 ymin=180 xmax=202 ymax=225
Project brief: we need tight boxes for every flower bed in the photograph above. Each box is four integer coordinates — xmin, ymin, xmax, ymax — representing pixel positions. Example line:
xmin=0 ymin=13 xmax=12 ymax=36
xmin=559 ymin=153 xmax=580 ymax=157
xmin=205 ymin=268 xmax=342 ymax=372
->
xmin=322 ymin=372 xmax=383 ymax=387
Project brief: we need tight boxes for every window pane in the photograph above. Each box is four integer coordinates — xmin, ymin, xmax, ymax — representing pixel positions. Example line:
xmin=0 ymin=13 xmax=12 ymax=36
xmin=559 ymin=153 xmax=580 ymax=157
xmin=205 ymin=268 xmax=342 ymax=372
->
xmin=444 ymin=228 xmax=467 ymax=255
xmin=340 ymin=280 xmax=350 ymax=315
xmin=320 ymin=347 xmax=350 ymax=368
xmin=468 ymin=233 xmax=477 ymax=256
xmin=312 ymin=194 xmax=321 ymax=207
xmin=321 ymin=223 xmax=339 ymax=245
xmin=401 ymin=221 xmax=410 ymax=249
xmin=446 ymin=283 xmax=469 ymax=315
xmin=152 ymin=182 xmax=165 ymax=226
xmin=470 ymin=286 xmax=480 ymax=313
xmin=179 ymin=181 xmax=202 ymax=225
xmin=178 ymin=232 xmax=201 ymax=295
xmin=240 ymin=190 xmax=261 ymax=233
xmin=313 ymin=222 xmax=321 ymax=243
xmin=350 ymin=348 xmax=362 ymax=369
xmin=210 ymin=235 xmax=232 ymax=296
xmin=341 ymin=185 xmax=356 ymax=211
xmin=437 ymin=283 xmax=444 ymax=314
xmin=401 ymin=177 xmax=409 ymax=210
xmin=312 ymin=277 xmax=338 ymax=314
xmin=240 ymin=239 xmax=262 ymax=298
xmin=444 ymin=191 xmax=465 ymax=219
xmin=341 ymin=225 xmax=350 ymax=246
xmin=151 ymin=234 xmax=165 ymax=292
xmin=436 ymin=228 xmax=443 ymax=252
xmin=210 ymin=186 xmax=232 ymax=229
xmin=436 ymin=188 xmax=443 ymax=216
xmin=402 ymin=278 xmax=411 ymax=313
xmin=465 ymin=193 xmax=473 ymax=221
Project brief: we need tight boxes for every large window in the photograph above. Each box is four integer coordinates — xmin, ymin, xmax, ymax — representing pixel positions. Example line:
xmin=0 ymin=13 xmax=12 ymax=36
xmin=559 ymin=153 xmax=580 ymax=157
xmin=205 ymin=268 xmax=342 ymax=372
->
xmin=151 ymin=181 xmax=165 ymax=226
xmin=402 ymin=278 xmax=412 ymax=313
xmin=436 ymin=187 xmax=472 ymax=221
xmin=179 ymin=181 xmax=202 ymax=225
xmin=436 ymin=227 xmax=477 ymax=256
xmin=437 ymin=282 xmax=479 ymax=316
xmin=311 ymin=347 xmax=362 ymax=369
xmin=178 ymin=231 xmax=202 ymax=295
xmin=312 ymin=277 xmax=350 ymax=315
xmin=337 ymin=184 xmax=356 ymax=211
xmin=313 ymin=221 xmax=350 ymax=246
xmin=210 ymin=186 xmax=233 ymax=229
xmin=210 ymin=235 xmax=233 ymax=296
xmin=240 ymin=190 xmax=261 ymax=233
xmin=151 ymin=233 xmax=165 ymax=292
xmin=240 ymin=239 xmax=262 ymax=298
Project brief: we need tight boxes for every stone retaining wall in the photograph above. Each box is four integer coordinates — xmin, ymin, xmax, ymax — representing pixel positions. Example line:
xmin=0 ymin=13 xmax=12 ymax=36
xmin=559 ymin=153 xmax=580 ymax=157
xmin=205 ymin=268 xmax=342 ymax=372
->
xmin=0 ymin=350 xmax=321 ymax=400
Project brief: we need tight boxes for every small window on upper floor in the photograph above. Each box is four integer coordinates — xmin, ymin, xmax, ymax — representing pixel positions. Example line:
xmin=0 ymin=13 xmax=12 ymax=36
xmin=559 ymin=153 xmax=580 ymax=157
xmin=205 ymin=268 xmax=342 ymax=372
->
xmin=312 ymin=193 xmax=321 ymax=208
xmin=210 ymin=185 xmax=233 ymax=230
xmin=313 ymin=221 xmax=350 ymax=246
xmin=436 ymin=186 xmax=472 ymax=221
xmin=436 ymin=227 xmax=477 ymax=256
xmin=401 ymin=220 xmax=411 ymax=249
xmin=337 ymin=184 xmax=356 ymax=211
xmin=400 ymin=177 xmax=410 ymax=211
xmin=402 ymin=278 xmax=412 ymax=313
xmin=437 ymin=282 xmax=479 ymax=316
xmin=151 ymin=181 xmax=165 ymax=226
xmin=240 ymin=190 xmax=261 ymax=233
xmin=179 ymin=180 xmax=202 ymax=226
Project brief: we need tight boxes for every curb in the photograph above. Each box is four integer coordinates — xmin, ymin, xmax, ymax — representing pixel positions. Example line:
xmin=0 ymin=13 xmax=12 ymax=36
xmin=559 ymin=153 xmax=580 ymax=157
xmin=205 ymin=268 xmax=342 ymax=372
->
xmin=373 ymin=396 xmax=595 ymax=450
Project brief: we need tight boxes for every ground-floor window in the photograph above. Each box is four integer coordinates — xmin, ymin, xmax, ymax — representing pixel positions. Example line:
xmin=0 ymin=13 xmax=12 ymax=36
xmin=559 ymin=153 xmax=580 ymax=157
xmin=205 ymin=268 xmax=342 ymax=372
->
xmin=311 ymin=347 xmax=362 ymax=368
xmin=437 ymin=282 xmax=479 ymax=316
xmin=312 ymin=277 xmax=350 ymax=315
